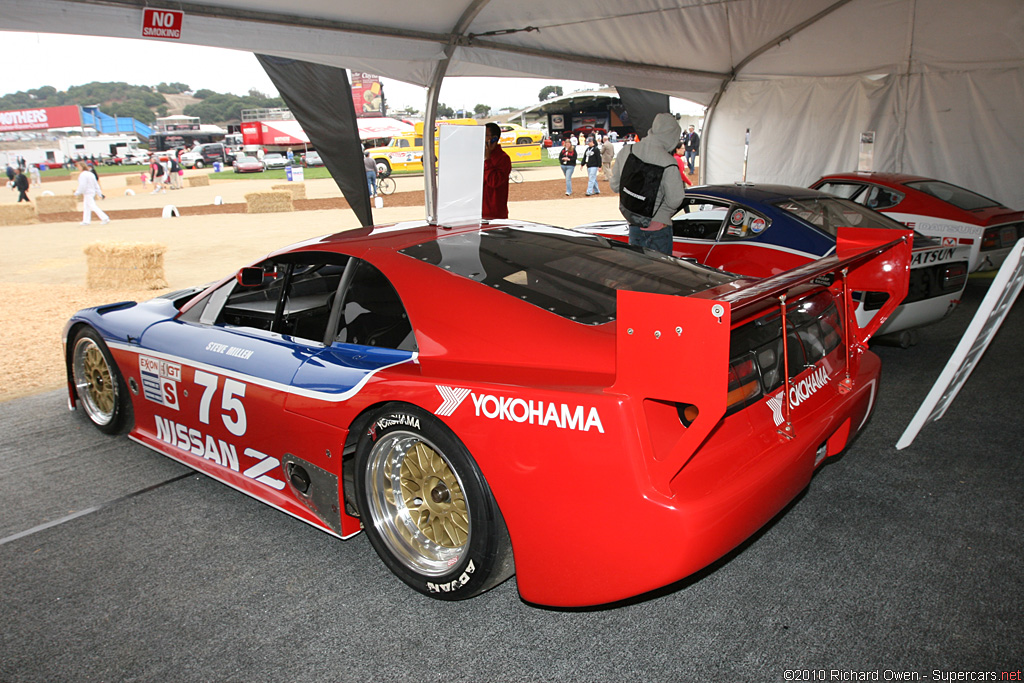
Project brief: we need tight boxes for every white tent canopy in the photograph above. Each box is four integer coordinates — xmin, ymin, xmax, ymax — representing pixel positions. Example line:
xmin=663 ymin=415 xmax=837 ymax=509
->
xmin=4 ymin=0 xmax=1022 ymax=206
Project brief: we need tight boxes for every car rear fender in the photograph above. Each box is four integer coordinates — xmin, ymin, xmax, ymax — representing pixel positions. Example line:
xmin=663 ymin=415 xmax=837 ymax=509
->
xmin=613 ymin=228 xmax=911 ymax=496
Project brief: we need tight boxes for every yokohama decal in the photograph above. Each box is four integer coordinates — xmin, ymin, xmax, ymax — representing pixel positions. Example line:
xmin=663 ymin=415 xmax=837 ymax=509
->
xmin=766 ymin=364 xmax=831 ymax=425
xmin=434 ymin=385 xmax=604 ymax=433
xmin=435 ymin=386 xmax=471 ymax=416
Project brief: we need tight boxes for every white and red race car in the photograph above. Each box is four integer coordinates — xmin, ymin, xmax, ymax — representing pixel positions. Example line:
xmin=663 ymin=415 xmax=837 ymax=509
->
xmin=813 ymin=172 xmax=1023 ymax=273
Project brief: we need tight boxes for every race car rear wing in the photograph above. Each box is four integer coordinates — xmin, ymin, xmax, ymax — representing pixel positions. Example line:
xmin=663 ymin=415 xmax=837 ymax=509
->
xmin=612 ymin=228 xmax=912 ymax=495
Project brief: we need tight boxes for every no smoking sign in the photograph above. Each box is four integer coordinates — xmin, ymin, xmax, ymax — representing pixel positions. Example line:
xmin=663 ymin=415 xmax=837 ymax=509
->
xmin=142 ymin=8 xmax=184 ymax=40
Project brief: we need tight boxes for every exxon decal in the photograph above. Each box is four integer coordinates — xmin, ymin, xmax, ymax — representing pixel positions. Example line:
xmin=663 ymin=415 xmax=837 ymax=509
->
xmin=434 ymin=385 xmax=604 ymax=433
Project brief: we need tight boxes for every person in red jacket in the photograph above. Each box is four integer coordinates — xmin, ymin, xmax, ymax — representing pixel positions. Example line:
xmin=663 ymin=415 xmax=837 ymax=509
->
xmin=482 ymin=122 xmax=511 ymax=220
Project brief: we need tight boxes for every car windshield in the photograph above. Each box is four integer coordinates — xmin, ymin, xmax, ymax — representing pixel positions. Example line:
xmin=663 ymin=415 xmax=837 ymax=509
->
xmin=773 ymin=196 xmax=906 ymax=237
xmin=400 ymin=225 xmax=735 ymax=324
xmin=904 ymin=180 xmax=1000 ymax=211
xmin=265 ymin=154 xmax=283 ymax=160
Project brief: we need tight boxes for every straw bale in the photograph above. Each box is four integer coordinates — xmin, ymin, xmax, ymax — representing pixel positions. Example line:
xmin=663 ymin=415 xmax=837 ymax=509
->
xmin=83 ymin=241 xmax=168 ymax=290
xmin=125 ymin=174 xmax=144 ymax=186
xmin=245 ymin=190 xmax=294 ymax=213
xmin=35 ymin=194 xmax=77 ymax=215
xmin=186 ymin=175 xmax=210 ymax=187
xmin=0 ymin=204 xmax=38 ymax=226
xmin=272 ymin=182 xmax=306 ymax=200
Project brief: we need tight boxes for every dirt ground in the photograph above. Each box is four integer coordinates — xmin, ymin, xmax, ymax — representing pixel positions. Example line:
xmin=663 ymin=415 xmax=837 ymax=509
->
xmin=0 ymin=165 xmax=633 ymax=402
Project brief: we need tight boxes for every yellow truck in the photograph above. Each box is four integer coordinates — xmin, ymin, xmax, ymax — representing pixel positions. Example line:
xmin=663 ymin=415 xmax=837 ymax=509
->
xmin=368 ymin=119 xmax=542 ymax=174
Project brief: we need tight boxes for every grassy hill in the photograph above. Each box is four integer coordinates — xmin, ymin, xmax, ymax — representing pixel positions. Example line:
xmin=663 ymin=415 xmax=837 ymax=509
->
xmin=0 ymin=83 xmax=282 ymax=126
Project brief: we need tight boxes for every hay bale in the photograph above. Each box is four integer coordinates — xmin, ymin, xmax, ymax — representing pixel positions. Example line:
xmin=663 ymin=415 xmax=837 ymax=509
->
xmin=83 ymin=241 xmax=168 ymax=290
xmin=125 ymin=175 xmax=144 ymax=186
xmin=245 ymin=190 xmax=293 ymax=213
xmin=0 ymin=204 xmax=38 ymax=226
xmin=186 ymin=175 xmax=210 ymax=187
xmin=35 ymin=194 xmax=77 ymax=215
xmin=272 ymin=182 xmax=306 ymax=200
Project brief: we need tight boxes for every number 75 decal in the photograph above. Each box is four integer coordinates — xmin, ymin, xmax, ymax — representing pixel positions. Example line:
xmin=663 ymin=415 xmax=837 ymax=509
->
xmin=194 ymin=370 xmax=247 ymax=437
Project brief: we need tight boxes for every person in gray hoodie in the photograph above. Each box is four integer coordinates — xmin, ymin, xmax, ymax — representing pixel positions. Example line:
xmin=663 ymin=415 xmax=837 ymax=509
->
xmin=610 ymin=113 xmax=686 ymax=255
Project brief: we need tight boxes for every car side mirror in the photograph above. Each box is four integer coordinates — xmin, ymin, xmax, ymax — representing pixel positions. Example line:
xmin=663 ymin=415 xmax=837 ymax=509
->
xmin=237 ymin=267 xmax=264 ymax=287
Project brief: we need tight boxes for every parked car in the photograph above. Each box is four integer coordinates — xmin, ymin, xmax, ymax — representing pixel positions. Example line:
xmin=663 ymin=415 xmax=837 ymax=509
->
xmin=232 ymin=155 xmax=263 ymax=173
xmin=576 ymin=184 xmax=970 ymax=344
xmin=302 ymin=150 xmax=324 ymax=167
xmin=811 ymin=172 xmax=1024 ymax=272
xmin=181 ymin=142 xmax=234 ymax=169
xmin=262 ymin=153 xmax=290 ymax=170
xmin=498 ymin=123 xmax=544 ymax=146
xmin=63 ymin=219 xmax=909 ymax=607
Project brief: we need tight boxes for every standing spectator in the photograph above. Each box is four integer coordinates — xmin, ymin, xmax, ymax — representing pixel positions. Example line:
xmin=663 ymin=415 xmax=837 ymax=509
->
xmin=74 ymin=162 xmax=109 ymax=225
xmin=558 ymin=140 xmax=577 ymax=196
xmin=168 ymin=156 xmax=181 ymax=189
xmin=149 ymin=156 xmax=165 ymax=194
xmin=683 ymin=125 xmax=700 ymax=175
xmin=580 ymin=137 xmax=602 ymax=196
xmin=5 ymin=164 xmax=14 ymax=185
xmin=672 ymin=142 xmax=694 ymax=187
xmin=29 ymin=163 xmax=42 ymax=187
xmin=609 ymin=130 xmax=619 ymax=143
xmin=610 ymin=112 xmax=686 ymax=255
xmin=13 ymin=167 xmax=30 ymax=203
xmin=482 ymin=121 xmax=511 ymax=220
xmin=600 ymin=136 xmax=615 ymax=181
xmin=363 ymin=152 xmax=378 ymax=196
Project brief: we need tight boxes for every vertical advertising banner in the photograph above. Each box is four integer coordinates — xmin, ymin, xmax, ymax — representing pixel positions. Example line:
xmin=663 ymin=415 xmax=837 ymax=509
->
xmin=351 ymin=73 xmax=385 ymax=117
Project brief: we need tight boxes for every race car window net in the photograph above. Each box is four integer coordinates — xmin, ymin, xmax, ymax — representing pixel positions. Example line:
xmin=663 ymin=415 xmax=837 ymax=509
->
xmin=903 ymin=180 xmax=1000 ymax=211
xmin=399 ymin=226 xmax=736 ymax=324
xmin=723 ymin=291 xmax=842 ymax=415
xmin=774 ymin=197 xmax=906 ymax=238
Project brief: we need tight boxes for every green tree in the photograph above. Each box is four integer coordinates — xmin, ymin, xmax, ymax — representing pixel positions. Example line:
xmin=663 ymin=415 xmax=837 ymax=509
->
xmin=193 ymin=89 xmax=216 ymax=99
xmin=473 ymin=103 xmax=491 ymax=117
xmin=436 ymin=102 xmax=455 ymax=118
xmin=538 ymin=85 xmax=563 ymax=101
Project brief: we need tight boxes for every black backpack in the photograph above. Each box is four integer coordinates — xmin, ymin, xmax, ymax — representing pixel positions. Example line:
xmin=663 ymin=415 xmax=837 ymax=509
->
xmin=618 ymin=151 xmax=673 ymax=218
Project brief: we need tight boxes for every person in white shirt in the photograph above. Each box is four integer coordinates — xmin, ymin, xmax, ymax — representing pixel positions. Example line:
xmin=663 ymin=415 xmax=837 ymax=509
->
xmin=73 ymin=162 xmax=110 ymax=226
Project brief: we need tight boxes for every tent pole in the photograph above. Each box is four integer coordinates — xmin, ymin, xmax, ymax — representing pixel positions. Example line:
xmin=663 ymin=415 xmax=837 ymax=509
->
xmin=423 ymin=70 xmax=446 ymax=224
xmin=424 ymin=0 xmax=493 ymax=224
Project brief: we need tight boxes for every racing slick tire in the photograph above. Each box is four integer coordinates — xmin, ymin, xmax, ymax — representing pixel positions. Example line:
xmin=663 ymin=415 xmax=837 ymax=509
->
xmin=194 ymin=160 xmax=204 ymax=169
xmin=354 ymin=404 xmax=514 ymax=600
xmin=515 ymin=137 xmax=532 ymax=145
xmin=374 ymin=159 xmax=391 ymax=176
xmin=70 ymin=327 xmax=133 ymax=435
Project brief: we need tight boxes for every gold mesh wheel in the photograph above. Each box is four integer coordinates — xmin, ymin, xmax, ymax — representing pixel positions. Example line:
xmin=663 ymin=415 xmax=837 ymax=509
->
xmin=365 ymin=431 xmax=470 ymax=576
xmin=72 ymin=335 xmax=117 ymax=427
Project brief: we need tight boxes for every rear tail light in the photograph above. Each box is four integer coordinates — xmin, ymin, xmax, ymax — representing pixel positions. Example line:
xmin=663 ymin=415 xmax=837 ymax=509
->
xmin=719 ymin=291 xmax=843 ymax=416
xmin=941 ymin=263 xmax=967 ymax=291
xmin=982 ymin=225 xmax=1019 ymax=250
xmin=726 ymin=358 xmax=761 ymax=409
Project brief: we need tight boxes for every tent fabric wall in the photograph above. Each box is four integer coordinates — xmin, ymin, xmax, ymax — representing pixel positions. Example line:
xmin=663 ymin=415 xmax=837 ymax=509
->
xmin=3 ymin=0 xmax=1021 ymax=212
xmin=706 ymin=68 xmax=1024 ymax=207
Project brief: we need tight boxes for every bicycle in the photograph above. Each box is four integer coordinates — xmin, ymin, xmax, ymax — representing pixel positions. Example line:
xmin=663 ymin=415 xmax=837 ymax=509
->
xmin=509 ymin=168 xmax=524 ymax=184
xmin=376 ymin=169 xmax=396 ymax=196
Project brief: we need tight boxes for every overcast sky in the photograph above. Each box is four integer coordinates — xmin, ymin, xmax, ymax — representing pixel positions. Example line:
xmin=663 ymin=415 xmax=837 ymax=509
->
xmin=1 ymin=31 xmax=704 ymax=116
xmin=0 ymin=31 xmax=610 ymax=114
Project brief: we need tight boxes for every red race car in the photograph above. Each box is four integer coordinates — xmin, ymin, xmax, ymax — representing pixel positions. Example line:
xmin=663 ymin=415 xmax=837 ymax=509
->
xmin=812 ymin=172 xmax=1023 ymax=272
xmin=64 ymin=220 xmax=910 ymax=607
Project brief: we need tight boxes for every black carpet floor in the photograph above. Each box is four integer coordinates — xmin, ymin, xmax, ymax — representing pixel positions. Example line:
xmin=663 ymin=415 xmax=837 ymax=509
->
xmin=1 ymin=276 xmax=1021 ymax=682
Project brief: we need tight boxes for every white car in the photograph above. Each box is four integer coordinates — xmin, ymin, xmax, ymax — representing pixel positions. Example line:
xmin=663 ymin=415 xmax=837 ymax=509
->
xmin=262 ymin=153 xmax=290 ymax=170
